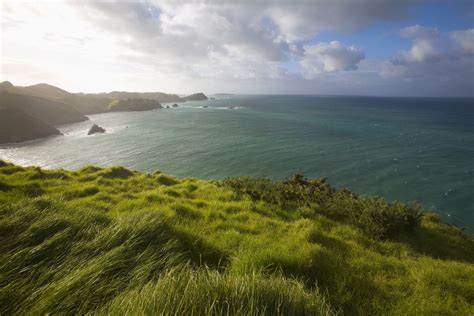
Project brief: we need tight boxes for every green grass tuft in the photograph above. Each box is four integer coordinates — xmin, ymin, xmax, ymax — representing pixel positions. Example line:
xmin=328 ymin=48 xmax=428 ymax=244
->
xmin=156 ymin=173 xmax=179 ymax=186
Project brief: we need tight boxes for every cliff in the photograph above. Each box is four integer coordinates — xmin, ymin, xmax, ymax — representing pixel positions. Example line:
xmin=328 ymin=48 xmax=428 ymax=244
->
xmin=0 ymin=107 xmax=60 ymax=143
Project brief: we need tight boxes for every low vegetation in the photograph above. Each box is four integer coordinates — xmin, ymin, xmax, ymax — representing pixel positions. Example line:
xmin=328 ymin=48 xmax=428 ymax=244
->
xmin=0 ymin=161 xmax=472 ymax=315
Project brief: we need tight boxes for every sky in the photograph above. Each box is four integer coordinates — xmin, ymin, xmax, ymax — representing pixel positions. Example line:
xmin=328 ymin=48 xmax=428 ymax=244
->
xmin=1 ymin=0 xmax=473 ymax=96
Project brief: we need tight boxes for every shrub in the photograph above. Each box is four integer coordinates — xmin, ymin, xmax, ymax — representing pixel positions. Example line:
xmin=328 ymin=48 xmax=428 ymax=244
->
xmin=424 ymin=212 xmax=442 ymax=223
xmin=224 ymin=176 xmax=422 ymax=240
xmin=222 ymin=174 xmax=333 ymax=207
xmin=358 ymin=200 xmax=422 ymax=239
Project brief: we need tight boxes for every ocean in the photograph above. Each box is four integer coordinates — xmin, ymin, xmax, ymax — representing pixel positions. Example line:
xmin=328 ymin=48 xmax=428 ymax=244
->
xmin=1 ymin=95 xmax=473 ymax=231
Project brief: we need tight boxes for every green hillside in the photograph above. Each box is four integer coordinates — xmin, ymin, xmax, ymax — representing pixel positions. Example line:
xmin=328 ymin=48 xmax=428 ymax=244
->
xmin=99 ymin=91 xmax=184 ymax=103
xmin=0 ymin=108 xmax=60 ymax=143
xmin=0 ymin=81 xmax=211 ymax=144
xmin=108 ymin=98 xmax=163 ymax=112
xmin=19 ymin=83 xmax=112 ymax=115
xmin=0 ymin=91 xmax=88 ymax=126
xmin=0 ymin=161 xmax=472 ymax=315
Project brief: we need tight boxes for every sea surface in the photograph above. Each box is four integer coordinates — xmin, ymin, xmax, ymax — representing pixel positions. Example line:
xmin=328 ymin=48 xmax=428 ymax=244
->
xmin=1 ymin=95 xmax=473 ymax=231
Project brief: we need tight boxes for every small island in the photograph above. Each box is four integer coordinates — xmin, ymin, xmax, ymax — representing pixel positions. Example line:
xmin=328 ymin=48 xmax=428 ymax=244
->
xmin=87 ymin=124 xmax=106 ymax=135
xmin=183 ymin=92 xmax=208 ymax=101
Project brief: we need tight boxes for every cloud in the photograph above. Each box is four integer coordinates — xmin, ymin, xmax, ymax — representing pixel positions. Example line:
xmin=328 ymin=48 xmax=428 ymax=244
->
xmin=400 ymin=25 xmax=439 ymax=39
xmin=375 ymin=25 xmax=474 ymax=95
xmin=397 ymin=25 xmax=440 ymax=62
xmin=393 ymin=25 xmax=474 ymax=66
xmin=70 ymin=0 xmax=413 ymax=79
xmin=451 ymin=29 xmax=474 ymax=53
xmin=301 ymin=42 xmax=365 ymax=78
xmin=1 ymin=0 xmax=472 ymax=96
xmin=266 ymin=0 xmax=419 ymax=42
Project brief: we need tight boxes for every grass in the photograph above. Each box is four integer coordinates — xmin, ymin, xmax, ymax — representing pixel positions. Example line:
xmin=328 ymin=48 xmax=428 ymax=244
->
xmin=0 ymin=161 xmax=473 ymax=315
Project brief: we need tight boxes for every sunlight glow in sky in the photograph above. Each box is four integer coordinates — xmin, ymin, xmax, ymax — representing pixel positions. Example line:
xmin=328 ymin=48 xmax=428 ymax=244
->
xmin=1 ymin=0 xmax=473 ymax=96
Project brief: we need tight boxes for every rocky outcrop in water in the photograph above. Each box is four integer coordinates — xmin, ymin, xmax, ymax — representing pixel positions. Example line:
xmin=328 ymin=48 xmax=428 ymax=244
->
xmin=88 ymin=124 xmax=106 ymax=135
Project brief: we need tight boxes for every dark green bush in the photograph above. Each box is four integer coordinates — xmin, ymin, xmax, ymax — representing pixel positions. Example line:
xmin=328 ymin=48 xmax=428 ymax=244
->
xmin=318 ymin=193 xmax=422 ymax=239
xmin=224 ymin=176 xmax=422 ymax=240
xmin=355 ymin=199 xmax=422 ymax=239
xmin=424 ymin=212 xmax=442 ymax=223
xmin=222 ymin=174 xmax=333 ymax=207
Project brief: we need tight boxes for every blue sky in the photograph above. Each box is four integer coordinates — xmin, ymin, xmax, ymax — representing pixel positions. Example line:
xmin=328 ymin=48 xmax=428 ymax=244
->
xmin=308 ymin=1 xmax=473 ymax=59
xmin=1 ymin=0 xmax=473 ymax=96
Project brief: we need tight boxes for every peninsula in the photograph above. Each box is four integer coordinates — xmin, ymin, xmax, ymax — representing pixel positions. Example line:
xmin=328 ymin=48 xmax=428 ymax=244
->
xmin=0 ymin=81 xmax=207 ymax=144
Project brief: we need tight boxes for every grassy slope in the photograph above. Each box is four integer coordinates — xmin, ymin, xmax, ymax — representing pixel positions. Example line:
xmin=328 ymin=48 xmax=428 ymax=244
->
xmin=0 ymin=161 xmax=472 ymax=315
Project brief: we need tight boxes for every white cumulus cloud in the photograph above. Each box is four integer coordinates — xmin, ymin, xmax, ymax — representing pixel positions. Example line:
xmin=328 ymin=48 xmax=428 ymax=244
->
xmin=301 ymin=42 xmax=365 ymax=78
xmin=1 ymin=0 xmax=472 ymax=96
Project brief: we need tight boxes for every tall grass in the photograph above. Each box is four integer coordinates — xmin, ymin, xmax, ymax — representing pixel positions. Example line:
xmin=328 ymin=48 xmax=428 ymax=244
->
xmin=100 ymin=268 xmax=335 ymax=315
xmin=0 ymin=161 xmax=473 ymax=315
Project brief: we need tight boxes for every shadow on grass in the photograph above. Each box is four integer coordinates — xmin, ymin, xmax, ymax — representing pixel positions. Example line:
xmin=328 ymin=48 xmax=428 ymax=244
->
xmin=399 ymin=223 xmax=474 ymax=263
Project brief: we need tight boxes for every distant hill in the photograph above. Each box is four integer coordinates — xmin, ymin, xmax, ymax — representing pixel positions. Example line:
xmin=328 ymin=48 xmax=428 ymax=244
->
xmin=0 ymin=91 xmax=88 ymax=126
xmin=98 ymin=91 xmax=183 ymax=103
xmin=0 ymin=81 xmax=208 ymax=143
xmin=0 ymin=107 xmax=60 ymax=143
xmin=183 ymin=92 xmax=208 ymax=101
xmin=108 ymin=98 xmax=163 ymax=112
xmin=20 ymin=84 xmax=112 ymax=115
xmin=96 ymin=91 xmax=208 ymax=103
xmin=0 ymin=81 xmax=110 ymax=115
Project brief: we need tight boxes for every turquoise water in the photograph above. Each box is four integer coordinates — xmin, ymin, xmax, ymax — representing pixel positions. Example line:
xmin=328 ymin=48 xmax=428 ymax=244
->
xmin=1 ymin=95 xmax=473 ymax=231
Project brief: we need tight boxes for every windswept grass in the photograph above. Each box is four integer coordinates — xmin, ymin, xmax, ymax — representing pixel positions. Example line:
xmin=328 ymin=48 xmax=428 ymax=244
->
xmin=100 ymin=268 xmax=334 ymax=315
xmin=0 ymin=161 xmax=473 ymax=315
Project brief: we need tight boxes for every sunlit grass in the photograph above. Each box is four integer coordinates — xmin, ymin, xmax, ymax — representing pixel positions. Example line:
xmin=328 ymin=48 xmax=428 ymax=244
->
xmin=0 ymin=161 xmax=473 ymax=315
